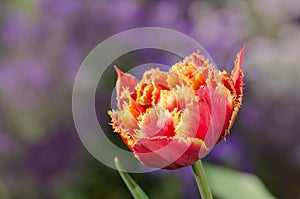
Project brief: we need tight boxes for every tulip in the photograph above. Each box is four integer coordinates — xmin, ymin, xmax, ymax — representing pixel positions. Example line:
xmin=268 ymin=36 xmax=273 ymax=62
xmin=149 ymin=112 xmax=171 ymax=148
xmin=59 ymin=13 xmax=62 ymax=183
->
xmin=108 ymin=46 xmax=245 ymax=169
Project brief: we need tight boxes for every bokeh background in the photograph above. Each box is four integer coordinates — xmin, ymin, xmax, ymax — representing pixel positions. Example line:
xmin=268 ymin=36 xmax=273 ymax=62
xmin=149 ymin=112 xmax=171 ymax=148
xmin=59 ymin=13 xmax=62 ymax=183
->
xmin=1 ymin=0 xmax=300 ymax=198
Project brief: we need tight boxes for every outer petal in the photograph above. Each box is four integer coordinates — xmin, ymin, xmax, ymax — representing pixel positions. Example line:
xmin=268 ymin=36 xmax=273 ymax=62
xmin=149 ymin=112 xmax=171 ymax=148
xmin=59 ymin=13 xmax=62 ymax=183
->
xmin=175 ymin=84 xmax=233 ymax=148
xmin=218 ymin=46 xmax=245 ymax=141
xmin=108 ymin=108 xmax=138 ymax=150
xmin=114 ymin=66 xmax=138 ymax=110
xmin=231 ymin=45 xmax=245 ymax=104
xmin=174 ymin=93 xmax=210 ymax=141
xmin=209 ymin=85 xmax=234 ymax=143
xmin=133 ymin=137 xmax=208 ymax=169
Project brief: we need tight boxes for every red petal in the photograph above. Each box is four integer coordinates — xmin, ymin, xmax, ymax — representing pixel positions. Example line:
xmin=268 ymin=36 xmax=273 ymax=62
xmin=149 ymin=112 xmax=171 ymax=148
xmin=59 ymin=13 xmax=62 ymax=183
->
xmin=218 ymin=45 xmax=246 ymax=141
xmin=137 ymin=108 xmax=178 ymax=138
xmin=114 ymin=65 xmax=124 ymax=78
xmin=128 ymin=99 xmax=145 ymax=118
xmin=133 ymin=137 xmax=208 ymax=169
xmin=108 ymin=109 xmax=137 ymax=150
xmin=136 ymin=68 xmax=168 ymax=106
xmin=221 ymin=71 xmax=236 ymax=96
xmin=231 ymin=45 xmax=245 ymax=104
xmin=199 ymin=86 xmax=233 ymax=146
xmin=175 ymin=88 xmax=211 ymax=141
xmin=114 ymin=66 xmax=138 ymax=110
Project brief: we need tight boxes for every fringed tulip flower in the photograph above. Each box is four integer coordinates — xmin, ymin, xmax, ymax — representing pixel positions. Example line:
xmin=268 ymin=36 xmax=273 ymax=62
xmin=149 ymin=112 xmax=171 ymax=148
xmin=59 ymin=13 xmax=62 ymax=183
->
xmin=108 ymin=47 xmax=245 ymax=169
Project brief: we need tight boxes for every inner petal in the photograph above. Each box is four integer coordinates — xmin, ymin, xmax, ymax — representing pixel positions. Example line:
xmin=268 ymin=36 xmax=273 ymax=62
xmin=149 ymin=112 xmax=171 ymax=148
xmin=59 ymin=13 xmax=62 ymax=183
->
xmin=158 ymin=86 xmax=197 ymax=112
xmin=135 ymin=68 xmax=169 ymax=106
xmin=136 ymin=107 xmax=180 ymax=138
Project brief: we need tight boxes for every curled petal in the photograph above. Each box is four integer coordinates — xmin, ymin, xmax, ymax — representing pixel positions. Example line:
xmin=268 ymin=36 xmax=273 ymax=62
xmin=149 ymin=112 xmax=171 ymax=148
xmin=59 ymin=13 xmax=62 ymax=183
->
xmin=128 ymin=99 xmax=145 ymax=118
xmin=220 ymin=71 xmax=236 ymax=96
xmin=219 ymin=46 xmax=246 ymax=140
xmin=231 ymin=45 xmax=245 ymax=104
xmin=136 ymin=68 xmax=169 ymax=106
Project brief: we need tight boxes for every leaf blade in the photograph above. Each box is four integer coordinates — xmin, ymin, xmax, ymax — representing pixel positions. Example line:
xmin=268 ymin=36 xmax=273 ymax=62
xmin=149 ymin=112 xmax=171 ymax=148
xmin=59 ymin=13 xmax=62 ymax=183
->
xmin=204 ymin=163 xmax=276 ymax=199
xmin=114 ymin=157 xmax=149 ymax=199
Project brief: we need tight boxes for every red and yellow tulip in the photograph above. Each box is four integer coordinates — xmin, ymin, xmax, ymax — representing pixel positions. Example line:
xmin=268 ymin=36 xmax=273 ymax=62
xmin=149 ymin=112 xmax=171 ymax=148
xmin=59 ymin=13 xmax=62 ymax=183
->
xmin=108 ymin=47 xmax=245 ymax=169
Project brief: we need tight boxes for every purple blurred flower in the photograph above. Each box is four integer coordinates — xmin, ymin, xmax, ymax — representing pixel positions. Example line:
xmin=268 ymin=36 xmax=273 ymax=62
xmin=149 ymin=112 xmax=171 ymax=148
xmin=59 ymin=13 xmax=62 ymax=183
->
xmin=178 ymin=167 xmax=199 ymax=199
xmin=41 ymin=0 xmax=81 ymax=18
xmin=27 ymin=127 xmax=82 ymax=197
xmin=0 ymin=131 xmax=15 ymax=155
xmin=1 ymin=11 xmax=36 ymax=48
xmin=0 ymin=59 xmax=49 ymax=107
xmin=209 ymin=135 xmax=253 ymax=172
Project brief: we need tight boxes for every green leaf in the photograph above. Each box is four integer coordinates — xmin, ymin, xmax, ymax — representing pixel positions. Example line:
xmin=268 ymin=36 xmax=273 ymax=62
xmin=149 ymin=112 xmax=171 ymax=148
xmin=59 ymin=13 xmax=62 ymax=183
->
xmin=114 ymin=157 xmax=149 ymax=199
xmin=204 ymin=163 xmax=276 ymax=199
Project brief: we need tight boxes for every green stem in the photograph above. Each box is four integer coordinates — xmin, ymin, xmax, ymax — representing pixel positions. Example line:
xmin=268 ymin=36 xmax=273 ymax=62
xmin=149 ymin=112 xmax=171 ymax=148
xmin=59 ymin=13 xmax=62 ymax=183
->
xmin=114 ymin=157 xmax=149 ymax=199
xmin=192 ymin=159 xmax=213 ymax=199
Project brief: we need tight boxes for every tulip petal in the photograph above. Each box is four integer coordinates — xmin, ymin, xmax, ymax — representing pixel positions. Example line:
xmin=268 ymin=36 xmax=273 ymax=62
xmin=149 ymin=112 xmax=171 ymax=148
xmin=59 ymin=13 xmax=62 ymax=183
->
xmin=218 ymin=46 xmax=245 ymax=141
xmin=136 ymin=107 xmax=180 ymax=138
xmin=133 ymin=137 xmax=208 ymax=169
xmin=167 ymin=56 xmax=209 ymax=90
xmin=136 ymin=68 xmax=168 ymax=106
xmin=114 ymin=66 xmax=138 ymax=110
xmin=210 ymin=85 xmax=234 ymax=143
xmin=231 ymin=45 xmax=245 ymax=104
xmin=223 ymin=45 xmax=246 ymax=137
xmin=108 ymin=99 xmax=142 ymax=149
xmin=184 ymin=51 xmax=213 ymax=69
xmin=157 ymin=86 xmax=196 ymax=112
xmin=174 ymin=93 xmax=210 ymax=141
xmin=220 ymin=71 xmax=236 ymax=96
xmin=108 ymin=109 xmax=137 ymax=149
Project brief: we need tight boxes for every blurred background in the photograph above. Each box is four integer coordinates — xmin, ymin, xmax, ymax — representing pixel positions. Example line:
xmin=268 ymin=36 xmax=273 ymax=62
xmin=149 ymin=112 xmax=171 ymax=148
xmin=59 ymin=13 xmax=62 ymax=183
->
xmin=0 ymin=0 xmax=300 ymax=198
